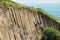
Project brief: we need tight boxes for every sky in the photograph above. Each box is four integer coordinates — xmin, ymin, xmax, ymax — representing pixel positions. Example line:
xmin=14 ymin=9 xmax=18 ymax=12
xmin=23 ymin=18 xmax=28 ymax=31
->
xmin=12 ymin=0 xmax=60 ymax=4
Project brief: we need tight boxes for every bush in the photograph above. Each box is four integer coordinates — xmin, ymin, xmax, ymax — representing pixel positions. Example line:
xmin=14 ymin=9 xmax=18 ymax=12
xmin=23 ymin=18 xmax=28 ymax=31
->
xmin=41 ymin=27 xmax=60 ymax=40
xmin=41 ymin=35 xmax=47 ymax=40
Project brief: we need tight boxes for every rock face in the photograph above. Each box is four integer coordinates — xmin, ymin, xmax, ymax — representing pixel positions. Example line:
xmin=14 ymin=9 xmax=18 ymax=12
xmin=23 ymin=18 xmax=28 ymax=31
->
xmin=0 ymin=4 xmax=60 ymax=40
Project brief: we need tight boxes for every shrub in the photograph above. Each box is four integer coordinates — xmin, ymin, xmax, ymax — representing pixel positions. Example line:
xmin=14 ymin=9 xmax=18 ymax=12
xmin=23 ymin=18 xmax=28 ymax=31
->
xmin=41 ymin=27 xmax=60 ymax=40
xmin=41 ymin=34 xmax=47 ymax=40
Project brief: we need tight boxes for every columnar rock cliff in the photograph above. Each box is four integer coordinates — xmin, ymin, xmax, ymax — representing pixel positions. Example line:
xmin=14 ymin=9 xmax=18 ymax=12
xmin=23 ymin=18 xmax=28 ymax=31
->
xmin=0 ymin=1 xmax=60 ymax=40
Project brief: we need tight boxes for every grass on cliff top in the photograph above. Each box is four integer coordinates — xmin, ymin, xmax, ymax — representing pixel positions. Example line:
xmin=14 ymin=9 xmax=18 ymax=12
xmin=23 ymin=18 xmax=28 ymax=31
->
xmin=37 ymin=8 xmax=60 ymax=24
xmin=0 ymin=0 xmax=60 ymax=24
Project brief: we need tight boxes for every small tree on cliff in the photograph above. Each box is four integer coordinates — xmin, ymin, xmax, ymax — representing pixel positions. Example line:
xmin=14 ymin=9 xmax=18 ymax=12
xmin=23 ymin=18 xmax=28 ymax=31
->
xmin=41 ymin=27 xmax=60 ymax=40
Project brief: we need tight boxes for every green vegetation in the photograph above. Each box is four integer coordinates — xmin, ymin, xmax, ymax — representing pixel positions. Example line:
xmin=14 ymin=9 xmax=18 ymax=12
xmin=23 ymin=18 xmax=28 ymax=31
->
xmin=0 ymin=0 xmax=60 ymax=24
xmin=41 ymin=27 xmax=60 ymax=40
xmin=0 ymin=0 xmax=11 ymax=2
xmin=36 ymin=8 xmax=60 ymax=24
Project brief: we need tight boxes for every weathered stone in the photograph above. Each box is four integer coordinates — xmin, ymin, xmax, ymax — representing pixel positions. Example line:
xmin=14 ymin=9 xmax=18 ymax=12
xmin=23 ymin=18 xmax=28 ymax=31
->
xmin=0 ymin=4 xmax=60 ymax=40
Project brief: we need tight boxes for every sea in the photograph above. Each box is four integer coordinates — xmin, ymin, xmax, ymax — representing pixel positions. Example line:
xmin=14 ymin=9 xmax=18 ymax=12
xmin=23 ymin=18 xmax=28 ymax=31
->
xmin=23 ymin=4 xmax=60 ymax=18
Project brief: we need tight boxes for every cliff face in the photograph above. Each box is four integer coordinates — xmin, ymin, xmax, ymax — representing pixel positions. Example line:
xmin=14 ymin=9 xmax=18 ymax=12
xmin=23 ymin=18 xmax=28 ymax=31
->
xmin=0 ymin=3 xmax=60 ymax=40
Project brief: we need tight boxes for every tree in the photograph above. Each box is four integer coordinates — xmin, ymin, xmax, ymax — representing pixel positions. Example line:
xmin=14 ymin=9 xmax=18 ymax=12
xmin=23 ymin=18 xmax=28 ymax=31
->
xmin=41 ymin=27 xmax=60 ymax=40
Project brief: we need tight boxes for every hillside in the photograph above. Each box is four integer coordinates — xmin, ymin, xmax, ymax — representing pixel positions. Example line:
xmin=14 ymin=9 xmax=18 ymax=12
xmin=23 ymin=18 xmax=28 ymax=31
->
xmin=0 ymin=0 xmax=60 ymax=40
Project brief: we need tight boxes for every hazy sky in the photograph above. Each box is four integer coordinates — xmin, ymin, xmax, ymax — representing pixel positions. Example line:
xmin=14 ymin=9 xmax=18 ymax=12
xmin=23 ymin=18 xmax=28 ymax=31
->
xmin=12 ymin=0 xmax=60 ymax=4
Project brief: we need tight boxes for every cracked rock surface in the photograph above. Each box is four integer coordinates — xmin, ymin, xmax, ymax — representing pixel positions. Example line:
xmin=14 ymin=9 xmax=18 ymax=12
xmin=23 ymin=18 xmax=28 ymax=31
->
xmin=0 ymin=4 xmax=60 ymax=40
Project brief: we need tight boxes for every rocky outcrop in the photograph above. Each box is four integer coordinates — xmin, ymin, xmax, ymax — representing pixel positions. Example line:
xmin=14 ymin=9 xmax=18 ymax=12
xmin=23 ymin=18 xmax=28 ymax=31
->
xmin=38 ymin=12 xmax=60 ymax=31
xmin=0 ymin=4 xmax=60 ymax=40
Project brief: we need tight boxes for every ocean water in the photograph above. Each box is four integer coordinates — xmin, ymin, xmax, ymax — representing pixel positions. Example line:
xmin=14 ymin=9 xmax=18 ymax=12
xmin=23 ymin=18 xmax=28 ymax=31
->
xmin=23 ymin=4 xmax=60 ymax=18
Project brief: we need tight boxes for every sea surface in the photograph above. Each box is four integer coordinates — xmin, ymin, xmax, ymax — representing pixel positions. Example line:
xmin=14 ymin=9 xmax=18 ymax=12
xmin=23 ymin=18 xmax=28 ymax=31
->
xmin=23 ymin=4 xmax=60 ymax=18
